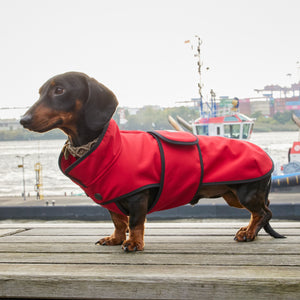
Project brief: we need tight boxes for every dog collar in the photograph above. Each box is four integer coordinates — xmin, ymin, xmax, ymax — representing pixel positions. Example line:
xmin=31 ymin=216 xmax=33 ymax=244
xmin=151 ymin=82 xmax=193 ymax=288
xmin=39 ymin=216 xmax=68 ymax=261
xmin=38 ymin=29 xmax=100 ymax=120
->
xmin=62 ymin=137 xmax=98 ymax=160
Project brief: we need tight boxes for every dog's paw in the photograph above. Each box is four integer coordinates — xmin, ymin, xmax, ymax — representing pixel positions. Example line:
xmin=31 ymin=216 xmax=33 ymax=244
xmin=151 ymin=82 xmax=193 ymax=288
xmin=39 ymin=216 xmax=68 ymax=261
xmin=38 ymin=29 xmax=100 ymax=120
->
xmin=234 ymin=228 xmax=256 ymax=242
xmin=95 ymin=236 xmax=124 ymax=246
xmin=122 ymin=239 xmax=144 ymax=252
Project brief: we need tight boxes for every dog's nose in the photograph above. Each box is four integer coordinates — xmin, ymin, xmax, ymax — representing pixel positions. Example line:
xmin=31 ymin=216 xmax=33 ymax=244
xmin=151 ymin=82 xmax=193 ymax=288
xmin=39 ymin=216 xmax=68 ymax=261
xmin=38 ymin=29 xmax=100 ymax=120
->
xmin=20 ymin=114 xmax=33 ymax=127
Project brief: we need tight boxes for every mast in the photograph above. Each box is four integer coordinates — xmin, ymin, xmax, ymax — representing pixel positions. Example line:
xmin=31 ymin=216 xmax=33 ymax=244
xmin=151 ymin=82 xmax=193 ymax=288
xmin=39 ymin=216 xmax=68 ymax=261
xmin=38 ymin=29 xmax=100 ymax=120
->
xmin=184 ymin=37 xmax=215 ymax=117
xmin=195 ymin=36 xmax=203 ymax=100
xmin=194 ymin=36 xmax=203 ymax=115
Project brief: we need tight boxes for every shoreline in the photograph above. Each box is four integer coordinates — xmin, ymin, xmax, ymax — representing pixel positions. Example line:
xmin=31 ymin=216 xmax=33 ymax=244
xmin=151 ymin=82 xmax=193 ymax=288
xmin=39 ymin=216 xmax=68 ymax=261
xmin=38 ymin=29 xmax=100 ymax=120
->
xmin=0 ymin=127 xmax=298 ymax=142
xmin=0 ymin=194 xmax=92 ymax=207
xmin=0 ymin=192 xmax=299 ymax=206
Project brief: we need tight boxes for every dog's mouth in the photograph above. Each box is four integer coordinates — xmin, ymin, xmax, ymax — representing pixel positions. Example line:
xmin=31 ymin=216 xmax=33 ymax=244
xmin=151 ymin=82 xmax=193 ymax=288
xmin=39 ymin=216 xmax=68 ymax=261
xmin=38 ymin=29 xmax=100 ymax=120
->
xmin=21 ymin=117 xmax=63 ymax=133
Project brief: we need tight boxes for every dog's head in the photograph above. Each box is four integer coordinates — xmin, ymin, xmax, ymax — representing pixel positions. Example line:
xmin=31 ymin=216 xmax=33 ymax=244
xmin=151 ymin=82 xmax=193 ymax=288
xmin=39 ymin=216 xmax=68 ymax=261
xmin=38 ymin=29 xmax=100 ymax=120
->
xmin=20 ymin=72 xmax=118 ymax=138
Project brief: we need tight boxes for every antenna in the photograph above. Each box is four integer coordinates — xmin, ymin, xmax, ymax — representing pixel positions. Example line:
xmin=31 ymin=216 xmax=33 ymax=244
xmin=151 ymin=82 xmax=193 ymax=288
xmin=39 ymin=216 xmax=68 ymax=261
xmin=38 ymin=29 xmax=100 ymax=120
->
xmin=195 ymin=35 xmax=203 ymax=100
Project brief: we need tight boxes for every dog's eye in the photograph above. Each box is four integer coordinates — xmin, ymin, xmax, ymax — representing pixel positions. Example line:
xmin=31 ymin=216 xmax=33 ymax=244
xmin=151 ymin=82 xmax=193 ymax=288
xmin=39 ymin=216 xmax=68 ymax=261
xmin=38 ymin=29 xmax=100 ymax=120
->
xmin=54 ymin=87 xmax=64 ymax=95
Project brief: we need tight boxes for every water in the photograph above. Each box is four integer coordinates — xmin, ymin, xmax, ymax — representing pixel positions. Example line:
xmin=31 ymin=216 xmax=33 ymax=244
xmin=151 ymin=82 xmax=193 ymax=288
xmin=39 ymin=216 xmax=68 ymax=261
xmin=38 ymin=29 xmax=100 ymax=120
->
xmin=250 ymin=131 xmax=299 ymax=168
xmin=0 ymin=131 xmax=298 ymax=197
xmin=0 ymin=139 xmax=82 ymax=197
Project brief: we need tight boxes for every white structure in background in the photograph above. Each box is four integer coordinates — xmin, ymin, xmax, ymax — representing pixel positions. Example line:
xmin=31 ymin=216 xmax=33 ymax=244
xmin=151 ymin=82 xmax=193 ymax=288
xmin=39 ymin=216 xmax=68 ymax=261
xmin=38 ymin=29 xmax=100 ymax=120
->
xmin=0 ymin=119 xmax=21 ymax=131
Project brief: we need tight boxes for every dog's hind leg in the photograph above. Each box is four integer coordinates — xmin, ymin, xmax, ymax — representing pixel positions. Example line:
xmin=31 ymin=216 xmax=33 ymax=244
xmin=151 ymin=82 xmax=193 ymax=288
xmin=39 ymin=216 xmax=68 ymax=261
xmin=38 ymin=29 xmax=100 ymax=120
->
xmin=96 ymin=211 xmax=129 ymax=246
xmin=222 ymin=191 xmax=244 ymax=209
xmin=233 ymin=177 xmax=275 ymax=242
xmin=222 ymin=190 xmax=252 ymax=234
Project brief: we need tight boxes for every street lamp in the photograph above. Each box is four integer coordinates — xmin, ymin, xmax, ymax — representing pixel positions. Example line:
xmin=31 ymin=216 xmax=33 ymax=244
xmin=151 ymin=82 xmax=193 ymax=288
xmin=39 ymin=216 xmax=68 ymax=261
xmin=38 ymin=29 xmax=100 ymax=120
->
xmin=16 ymin=154 xmax=30 ymax=200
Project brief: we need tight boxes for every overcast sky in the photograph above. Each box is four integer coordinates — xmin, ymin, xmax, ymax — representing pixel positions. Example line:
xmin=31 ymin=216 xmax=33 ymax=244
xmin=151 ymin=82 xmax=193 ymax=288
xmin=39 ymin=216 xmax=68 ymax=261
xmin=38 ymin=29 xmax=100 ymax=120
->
xmin=0 ymin=0 xmax=300 ymax=118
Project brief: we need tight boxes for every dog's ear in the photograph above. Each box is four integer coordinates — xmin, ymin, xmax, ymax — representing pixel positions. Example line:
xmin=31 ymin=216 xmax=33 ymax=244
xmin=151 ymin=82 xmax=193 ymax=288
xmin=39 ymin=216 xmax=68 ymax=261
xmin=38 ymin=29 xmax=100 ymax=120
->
xmin=84 ymin=77 xmax=118 ymax=131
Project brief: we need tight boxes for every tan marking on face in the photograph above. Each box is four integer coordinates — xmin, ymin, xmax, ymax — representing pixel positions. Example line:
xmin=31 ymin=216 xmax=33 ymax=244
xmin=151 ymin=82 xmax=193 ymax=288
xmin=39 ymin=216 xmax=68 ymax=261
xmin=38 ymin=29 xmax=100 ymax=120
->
xmin=25 ymin=98 xmax=84 ymax=135
xmin=75 ymin=99 xmax=83 ymax=112
xmin=56 ymin=99 xmax=83 ymax=135
xmin=27 ymin=104 xmax=63 ymax=132
xmin=50 ymin=80 xmax=56 ymax=86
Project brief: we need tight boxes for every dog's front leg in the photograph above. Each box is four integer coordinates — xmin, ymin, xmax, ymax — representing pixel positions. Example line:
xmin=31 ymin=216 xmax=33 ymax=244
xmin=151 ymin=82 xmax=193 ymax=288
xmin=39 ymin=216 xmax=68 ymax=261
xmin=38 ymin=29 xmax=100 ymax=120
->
xmin=96 ymin=211 xmax=128 ymax=246
xmin=122 ymin=191 xmax=149 ymax=252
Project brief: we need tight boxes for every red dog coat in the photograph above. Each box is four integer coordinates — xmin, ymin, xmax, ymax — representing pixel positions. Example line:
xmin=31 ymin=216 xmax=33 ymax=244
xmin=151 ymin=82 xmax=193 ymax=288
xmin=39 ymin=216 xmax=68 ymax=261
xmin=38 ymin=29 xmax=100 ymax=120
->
xmin=59 ymin=120 xmax=273 ymax=216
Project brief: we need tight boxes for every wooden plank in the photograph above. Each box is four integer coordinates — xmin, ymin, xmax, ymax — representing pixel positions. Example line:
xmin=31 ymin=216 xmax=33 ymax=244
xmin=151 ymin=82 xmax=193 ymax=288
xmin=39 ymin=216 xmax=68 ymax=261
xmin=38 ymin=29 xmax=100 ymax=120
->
xmin=1 ymin=234 xmax=299 ymax=244
xmin=0 ymin=229 xmax=23 ymax=237
xmin=0 ymin=252 xmax=299 ymax=266
xmin=0 ymin=264 xmax=300 ymax=299
xmin=0 ymin=242 xmax=299 ymax=254
xmin=11 ymin=227 xmax=299 ymax=236
xmin=0 ymin=222 xmax=299 ymax=299
xmin=0 ymin=229 xmax=13 ymax=236
xmin=0 ymin=228 xmax=27 ymax=237
xmin=147 ymin=221 xmax=300 ymax=229
xmin=1 ymin=264 xmax=299 ymax=282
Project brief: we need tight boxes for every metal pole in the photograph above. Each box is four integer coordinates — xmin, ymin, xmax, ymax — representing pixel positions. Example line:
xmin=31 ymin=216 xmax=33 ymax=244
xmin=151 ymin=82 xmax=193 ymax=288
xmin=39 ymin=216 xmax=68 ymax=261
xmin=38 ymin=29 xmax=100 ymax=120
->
xmin=17 ymin=154 xmax=29 ymax=201
xmin=21 ymin=157 xmax=25 ymax=200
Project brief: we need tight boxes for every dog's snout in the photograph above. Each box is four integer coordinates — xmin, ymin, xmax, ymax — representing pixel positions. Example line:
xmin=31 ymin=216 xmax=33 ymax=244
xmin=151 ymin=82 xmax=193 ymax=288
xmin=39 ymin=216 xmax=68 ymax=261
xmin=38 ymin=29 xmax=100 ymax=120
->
xmin=20 ymin=114 xmax=33 ymax=127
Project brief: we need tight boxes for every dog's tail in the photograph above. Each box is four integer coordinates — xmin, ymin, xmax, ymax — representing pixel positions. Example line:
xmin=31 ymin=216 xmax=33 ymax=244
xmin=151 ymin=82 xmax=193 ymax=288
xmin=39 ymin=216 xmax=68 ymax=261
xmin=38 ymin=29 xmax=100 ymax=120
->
xmin=263 ymin=179 xmax=286 ymax=239
xmin=263 ymin=222 xmax=286 ymax=239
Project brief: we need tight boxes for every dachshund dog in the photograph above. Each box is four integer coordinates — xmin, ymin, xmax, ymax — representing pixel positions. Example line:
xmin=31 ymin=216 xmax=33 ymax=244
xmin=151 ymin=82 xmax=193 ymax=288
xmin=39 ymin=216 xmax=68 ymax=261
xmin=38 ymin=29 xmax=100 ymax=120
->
xmin=20 ymin=72 xmax=284 ymax=252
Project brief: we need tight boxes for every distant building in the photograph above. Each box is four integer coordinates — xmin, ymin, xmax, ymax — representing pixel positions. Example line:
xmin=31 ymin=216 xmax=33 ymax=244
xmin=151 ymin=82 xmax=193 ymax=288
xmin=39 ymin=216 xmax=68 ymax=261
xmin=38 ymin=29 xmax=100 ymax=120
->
xmin=0 ymin=119 xmax=21 ymax=131
xmin=250 ymin=100 xmax=271 ymax=116
xmin=239 ymin=98 xmax=251 ymax=116
xmin=239 ymin=98 xmax=271 ymax=116
xmin=286 ymin=98 xmax=300 ymax=111
xmin=254 ymin=82 xmax=300 ymax=116
xmin=236 ymin=82 xmax=300 ymax=117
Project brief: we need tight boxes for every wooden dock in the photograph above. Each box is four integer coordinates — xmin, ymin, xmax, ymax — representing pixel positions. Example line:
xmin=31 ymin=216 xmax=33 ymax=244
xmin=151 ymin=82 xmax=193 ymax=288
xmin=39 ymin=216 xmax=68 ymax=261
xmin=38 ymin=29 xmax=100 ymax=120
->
xmin=0 ymin=221 xmax=299 ymax=299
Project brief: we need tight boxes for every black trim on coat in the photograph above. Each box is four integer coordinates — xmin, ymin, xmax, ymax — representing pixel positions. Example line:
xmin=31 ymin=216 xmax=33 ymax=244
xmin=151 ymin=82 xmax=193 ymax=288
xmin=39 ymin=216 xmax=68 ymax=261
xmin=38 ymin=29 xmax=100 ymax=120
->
xmin=58 ymin=122 xmax=111 ymax=188
xmin=195 ymin=143 xmax=204 ymax=195
xmin=201 ymin=168 xmax=274 ymax=186
xmin=200 ymin=154 xmax=274 ymax=186
xmin=147 ymin=130 xmax=199 ymax=145
xmin=100 ymin=184 xmax=161 ymax=207
xmin=58 ymin=151 xmax=88 ymax=188
xmin=145 ymin=133 xmax=165 ymax=213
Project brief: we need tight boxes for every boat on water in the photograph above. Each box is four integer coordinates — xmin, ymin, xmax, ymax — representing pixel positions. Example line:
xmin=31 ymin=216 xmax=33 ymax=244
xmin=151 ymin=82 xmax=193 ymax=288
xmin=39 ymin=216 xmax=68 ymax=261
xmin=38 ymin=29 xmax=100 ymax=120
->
xmin=191 ymin=103 xmax=254 ymax=140
xmin=271 ymin=113 xmax=300 ymax=192
xmin=169 ymin=101 xmax=254 ymax=140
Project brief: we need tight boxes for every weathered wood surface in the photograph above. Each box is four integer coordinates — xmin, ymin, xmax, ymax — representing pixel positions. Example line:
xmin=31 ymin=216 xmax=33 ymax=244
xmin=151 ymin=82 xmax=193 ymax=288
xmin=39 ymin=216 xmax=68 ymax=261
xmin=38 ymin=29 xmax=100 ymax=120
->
xmin=0 ymin=222 xmax=299 ymax=299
